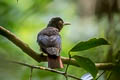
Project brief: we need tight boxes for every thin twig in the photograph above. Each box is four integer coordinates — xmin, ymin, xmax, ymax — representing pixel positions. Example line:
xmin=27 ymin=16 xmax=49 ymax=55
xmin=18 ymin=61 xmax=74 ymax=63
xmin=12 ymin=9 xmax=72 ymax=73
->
xmin=65 ymin=52 xmax=72 ymax=80
xmin=65 ymin=51 xmax=71 ymax=74
xmin=29 ymin=68 xmax=33 ymax=80
xmin=107 ymin=71 xmax=112 ymax=80
xmin=0 ymin=26 xmax=117 ymax=70
xmin=17 ymin=0 xmax=18 ymax=3
xmin=10 ymin=61 xmax=81 ymax=80
xmin=96 ymin=71 xmax=106 ymax=80
xmin=65 ymin=76 xmax=68 ymax=80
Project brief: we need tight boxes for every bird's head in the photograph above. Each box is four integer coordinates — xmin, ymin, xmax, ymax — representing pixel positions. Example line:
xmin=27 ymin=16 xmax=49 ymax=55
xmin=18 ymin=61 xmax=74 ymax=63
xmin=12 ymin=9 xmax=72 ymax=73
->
xmin=47 ymin=17 xmax=70 ymax=31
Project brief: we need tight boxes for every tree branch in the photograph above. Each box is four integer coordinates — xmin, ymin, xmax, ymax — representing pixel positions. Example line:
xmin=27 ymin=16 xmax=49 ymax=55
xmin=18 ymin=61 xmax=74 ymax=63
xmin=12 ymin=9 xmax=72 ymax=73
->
xmin=0 ymin=26 xmax=116 ymax=70
xmin=0 ymin=26 xmax=41 ymax=62
xmin=10 ymin=61 xmax=81 ymax=80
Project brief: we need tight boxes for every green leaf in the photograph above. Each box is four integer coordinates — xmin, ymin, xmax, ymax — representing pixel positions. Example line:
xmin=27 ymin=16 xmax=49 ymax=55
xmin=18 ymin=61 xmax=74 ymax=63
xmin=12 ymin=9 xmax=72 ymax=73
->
xmin=73 ymin=55 xmax=98 ymax=78
xmin=70 ymin=38 xmax=109 ymax=52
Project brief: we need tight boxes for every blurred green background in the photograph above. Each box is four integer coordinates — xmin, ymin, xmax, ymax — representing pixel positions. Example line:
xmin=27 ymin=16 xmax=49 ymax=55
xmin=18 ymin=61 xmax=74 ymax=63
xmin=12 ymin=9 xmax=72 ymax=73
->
xmin=0 ymin=0 xmax=120 ymax=80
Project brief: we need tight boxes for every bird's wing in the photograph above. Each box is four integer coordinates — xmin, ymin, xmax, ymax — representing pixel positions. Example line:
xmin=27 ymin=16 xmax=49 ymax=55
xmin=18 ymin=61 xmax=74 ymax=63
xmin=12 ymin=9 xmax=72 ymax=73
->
xmin=37 ymin=32 xmax=61 ymax=56
xmin=37 ymin=34 xmax=61 ymax=48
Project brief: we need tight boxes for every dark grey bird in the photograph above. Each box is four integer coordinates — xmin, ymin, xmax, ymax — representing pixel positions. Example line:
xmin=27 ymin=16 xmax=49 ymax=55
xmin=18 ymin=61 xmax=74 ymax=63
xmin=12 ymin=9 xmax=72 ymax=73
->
xmin=37 ymin=17 xmax=70 ymax=68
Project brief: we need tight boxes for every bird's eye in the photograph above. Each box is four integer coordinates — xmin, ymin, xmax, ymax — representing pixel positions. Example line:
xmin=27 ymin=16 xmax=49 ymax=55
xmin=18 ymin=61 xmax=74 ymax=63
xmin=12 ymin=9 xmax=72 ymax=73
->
xmin=58 ymin=21 xmax=63 ymax=25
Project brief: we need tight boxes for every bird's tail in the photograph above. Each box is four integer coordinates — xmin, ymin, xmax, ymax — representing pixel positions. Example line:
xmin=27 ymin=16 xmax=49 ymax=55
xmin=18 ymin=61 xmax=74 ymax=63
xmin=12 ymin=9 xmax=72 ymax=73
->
xmin=47 ymin=56 xmax=63 ymax=69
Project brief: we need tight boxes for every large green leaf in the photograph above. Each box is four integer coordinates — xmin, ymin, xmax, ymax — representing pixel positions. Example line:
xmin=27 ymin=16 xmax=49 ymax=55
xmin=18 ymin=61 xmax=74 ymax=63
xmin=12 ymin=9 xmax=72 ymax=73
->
xmin=70 ymin=38 xmax=109 ymax=52
xmin=73 ymin=55 xmax=98 ymax=78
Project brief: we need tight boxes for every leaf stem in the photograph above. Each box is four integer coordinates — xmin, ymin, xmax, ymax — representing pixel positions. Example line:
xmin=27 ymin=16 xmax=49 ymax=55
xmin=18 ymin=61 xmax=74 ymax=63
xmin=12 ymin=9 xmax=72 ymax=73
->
xmin=65 ymin=51 xmax=71 ymax=74
xmin=29 ymin=68 xmax=33 ymax=80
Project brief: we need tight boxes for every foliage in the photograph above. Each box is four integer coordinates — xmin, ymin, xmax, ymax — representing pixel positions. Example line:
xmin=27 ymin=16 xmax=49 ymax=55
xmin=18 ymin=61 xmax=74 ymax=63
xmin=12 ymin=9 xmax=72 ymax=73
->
xmin=68 ymin=38 xmax=109 ymax=79
xmin=73 ymin=55 xmax=97 ymax=78
xmin=70 ymin=38 xmax=109 ymax=52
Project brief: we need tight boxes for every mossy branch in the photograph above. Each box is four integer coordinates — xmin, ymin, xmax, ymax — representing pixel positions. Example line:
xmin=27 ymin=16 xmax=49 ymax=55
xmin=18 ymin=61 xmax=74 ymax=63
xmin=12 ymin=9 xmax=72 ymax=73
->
xmin=0 ymin=26 xmax=116 ymax=70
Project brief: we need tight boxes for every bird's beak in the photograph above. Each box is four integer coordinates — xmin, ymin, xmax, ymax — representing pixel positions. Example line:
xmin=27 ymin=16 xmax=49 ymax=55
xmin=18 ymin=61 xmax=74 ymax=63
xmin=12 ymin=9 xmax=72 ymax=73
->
xmin=63 ymin=22 xmax=71 ymax=26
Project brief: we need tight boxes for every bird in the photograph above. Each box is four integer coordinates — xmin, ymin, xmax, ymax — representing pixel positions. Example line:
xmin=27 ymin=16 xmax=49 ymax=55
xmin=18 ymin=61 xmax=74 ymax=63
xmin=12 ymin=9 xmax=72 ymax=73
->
xmin=37 ymin=17 xmax=70 ymax=69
